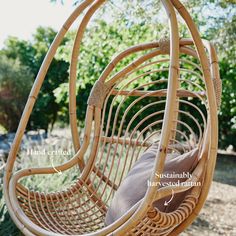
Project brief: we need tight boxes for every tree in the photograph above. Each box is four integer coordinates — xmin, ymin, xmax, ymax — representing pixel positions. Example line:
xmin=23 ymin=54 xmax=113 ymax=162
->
xmin=0 ymin=55 xmax=33 ymax=132
xmin=51 ymin=0 xmax=236 ymax=150
xmin=1 ymin=1 xmax=235 ymax=150
xmin=54 ymin=19 xmax=164 ymax=126
xmin=1 ymin=27 xmax=70 ymax=132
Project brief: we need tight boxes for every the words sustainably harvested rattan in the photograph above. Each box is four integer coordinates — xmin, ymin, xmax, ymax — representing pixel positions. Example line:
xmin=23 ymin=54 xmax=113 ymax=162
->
xmin=4 ymin=0 xmax=221 ymax=235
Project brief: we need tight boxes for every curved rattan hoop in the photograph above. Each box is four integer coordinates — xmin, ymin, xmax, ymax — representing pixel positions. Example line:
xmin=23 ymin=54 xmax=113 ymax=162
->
xmin=3 ymin=0 xmax=221 ymax=235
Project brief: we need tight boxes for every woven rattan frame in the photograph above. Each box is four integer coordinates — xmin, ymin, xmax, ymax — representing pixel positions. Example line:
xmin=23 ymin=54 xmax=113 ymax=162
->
xmin=4 ymin=0 xmax=221 ymax=235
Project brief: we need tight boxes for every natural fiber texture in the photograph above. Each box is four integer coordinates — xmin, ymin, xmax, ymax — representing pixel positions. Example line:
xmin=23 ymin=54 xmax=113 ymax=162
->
xmin=159 ymin=38 xmax=170 ymax=54
xmin=87 ymin=80 xmax=110 ymax=108
xmin=213 ymin=74 xmax=222 ymax=109
xmin=3 ymin=0 xmax=220 ymax=235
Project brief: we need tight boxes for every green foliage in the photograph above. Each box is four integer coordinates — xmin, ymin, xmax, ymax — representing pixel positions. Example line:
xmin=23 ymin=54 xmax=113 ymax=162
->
xmin=211 ymin=11 xmax=236 ymax=149
xmin=51 ymin=0 xmax=236 ymax=150
xmin=54 ymin=20 xmax=164 ymax=124
xmin=0 ymin=55 xmax=33 ymax=132
xmin=1 ymin=1 xmax=235 ymax=149
xmin=219 ymin=61 xmax=236 ymax=148
xmin=0 ymin=187 xmax=21 ymax=236
xmin=1 ymin=27 xmax=70 ymax=132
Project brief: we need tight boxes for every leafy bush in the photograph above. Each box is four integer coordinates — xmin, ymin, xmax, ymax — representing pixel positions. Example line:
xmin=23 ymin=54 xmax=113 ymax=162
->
xmin=0 ymin=188 xmax=20 ymax=236
xmin=54 ymin=20 xmax=165 ymax=125
xmin=0 ymin=55 xmax=33 ymax=132
xmin=1 ymin=27 xmax=70 ymax=132
xmin=54 ymin=16 xmax=236 ymax=150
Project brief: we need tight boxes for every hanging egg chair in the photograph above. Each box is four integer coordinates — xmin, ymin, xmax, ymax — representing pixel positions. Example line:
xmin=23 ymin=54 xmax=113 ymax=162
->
xmin=4 ymin=0 xmax=221 ymax=235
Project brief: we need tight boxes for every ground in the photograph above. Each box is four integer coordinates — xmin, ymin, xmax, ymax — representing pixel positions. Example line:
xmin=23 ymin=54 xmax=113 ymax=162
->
xmin=183 ymin=154 xmax=236 ymax=236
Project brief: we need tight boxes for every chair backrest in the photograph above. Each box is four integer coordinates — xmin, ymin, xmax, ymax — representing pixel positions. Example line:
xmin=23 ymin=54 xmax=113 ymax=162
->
xmin=81 ymin=37 xmax=218 ymax=205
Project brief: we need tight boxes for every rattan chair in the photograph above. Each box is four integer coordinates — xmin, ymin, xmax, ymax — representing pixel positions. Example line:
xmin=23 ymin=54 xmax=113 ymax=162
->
xmin=4 ymin=0 xmax=221 ymax=235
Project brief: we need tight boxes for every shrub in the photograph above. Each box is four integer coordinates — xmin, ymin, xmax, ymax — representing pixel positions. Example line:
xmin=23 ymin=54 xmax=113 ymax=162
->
xmin=0 ymin=55 xmax=33 ymax=132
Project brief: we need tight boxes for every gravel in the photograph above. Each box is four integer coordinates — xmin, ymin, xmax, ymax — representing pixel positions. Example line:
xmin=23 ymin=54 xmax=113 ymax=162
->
xmin=182 ymin=153 xmax=236 ymax=236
